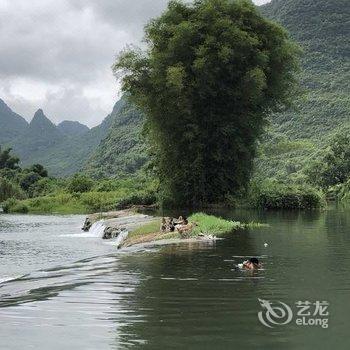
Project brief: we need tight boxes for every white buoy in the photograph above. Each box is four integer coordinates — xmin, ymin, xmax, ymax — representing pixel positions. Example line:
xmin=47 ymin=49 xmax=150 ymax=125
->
xmin=264 ymin=243 xmax=268 ymax=247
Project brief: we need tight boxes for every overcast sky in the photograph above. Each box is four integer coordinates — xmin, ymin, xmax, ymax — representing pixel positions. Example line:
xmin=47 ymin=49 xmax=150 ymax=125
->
xmin=0 ymin=0 xmax=271 ymax=127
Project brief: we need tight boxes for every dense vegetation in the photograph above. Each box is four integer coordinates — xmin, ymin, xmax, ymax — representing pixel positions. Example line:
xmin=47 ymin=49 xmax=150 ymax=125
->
xmin=84 ymin=101 xmax=147 ymax=178
xmin=246 ymin=180 xmax=325 ymax=209
xmin=257 ymin=0 xmax=350 ymax=180
xmin=0 ymin=147 xmax=156 ymax=214
xmin=304 ymin=129 xmax=350 ymax=203
xmin=114 ymin=0 xmax=300 ymax=207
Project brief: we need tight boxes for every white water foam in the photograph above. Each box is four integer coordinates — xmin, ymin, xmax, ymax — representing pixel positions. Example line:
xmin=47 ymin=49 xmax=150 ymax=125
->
xmin=62 ymin=219 xmax=128 ymax=247
xmin=88 ymin=221 xmax=106 ymax=238
xmin=0 ymin=275 xmax=23 ymax=285
xmin=61 ymin=220 xmax=106 ymax=238
xmin=115 ymin=229 xmax=129 ymax=248
xmin=104 ymin=229 xmax=129 ymax=248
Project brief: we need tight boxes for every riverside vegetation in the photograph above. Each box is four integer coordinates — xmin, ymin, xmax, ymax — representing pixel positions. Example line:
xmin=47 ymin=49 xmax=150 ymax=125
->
xmin=0 ymin=147 xmax=157 ymax=214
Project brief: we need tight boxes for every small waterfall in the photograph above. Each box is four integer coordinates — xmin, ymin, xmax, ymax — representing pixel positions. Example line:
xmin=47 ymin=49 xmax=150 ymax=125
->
xmin=114 ymin=229 xmax=129 ymax=249
xmin=88 ymin=220 xmax=129 ymax=247
xmin=88 ymin=221 xmax=106 ymax=238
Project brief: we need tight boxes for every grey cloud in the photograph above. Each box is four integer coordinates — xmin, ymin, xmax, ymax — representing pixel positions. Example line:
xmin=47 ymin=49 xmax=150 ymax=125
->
xmin=0 ymin=0 xmax=270 ymax=126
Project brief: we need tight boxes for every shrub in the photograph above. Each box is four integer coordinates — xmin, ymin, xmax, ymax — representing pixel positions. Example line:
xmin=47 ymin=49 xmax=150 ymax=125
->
xmin=2 ymin=198 xmax=17 ymax=212
xmin=80 ymin=191 xmax=116 ymax=212
xmin=26 ymin=197 xmax=54 ymax=212
xmin=20 ymin=172 xmax=41 ymax=191
xmin=94 ymin=179 xmax=121 ymax=192
xmin=338 ymin=179 xmax=350 ymax=203
xmin=11 ymin=202 xmax=29 ymax=213
xmin=29 ymin=164 xmax=48 ymax=177
xmin=248 ymin=180 xmax=325 ymax=209
xmin=27 ymin=177 xmax=59 ymax=198
xmin=0 ymin=177 xmax=25 ymax=201
xmin=2 ymin=198 xmax=28 ymax=213
xmin=116 ymin=191 xmax=156 ymax=209
xmin=68 ymin=174 xmax=94 ymax=193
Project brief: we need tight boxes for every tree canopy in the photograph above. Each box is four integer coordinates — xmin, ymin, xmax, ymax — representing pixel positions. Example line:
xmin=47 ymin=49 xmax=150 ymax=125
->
xmin=307 ymin=131 xmax=350 ymax=188
xmin=0 ymin=146 xmax=20 ymax=170
xmin=114 ymin=0 xmax=300 ymax=207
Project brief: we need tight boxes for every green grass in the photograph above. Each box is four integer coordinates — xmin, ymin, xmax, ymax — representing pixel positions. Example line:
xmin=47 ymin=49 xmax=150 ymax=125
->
xmin=6 ymin=195 xmax=87 ymax=214
xmin=128 ymin=220 xmax=161 ymax=238
xmin=2 ymin=186 xmax=157 ymax=215
xmin=188 ymin=213 xmax=244 ymax=236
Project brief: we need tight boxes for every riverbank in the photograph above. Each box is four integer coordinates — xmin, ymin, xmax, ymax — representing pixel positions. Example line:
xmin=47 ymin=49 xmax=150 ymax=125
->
xmin=1 ymin=178 xmax=327 ymax=215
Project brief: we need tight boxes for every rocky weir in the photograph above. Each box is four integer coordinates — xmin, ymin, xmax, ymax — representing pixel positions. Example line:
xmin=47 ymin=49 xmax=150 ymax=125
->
xmin=81 ymin=210 xmax=245 ymax=249
xmin=82 ymin=209 xmax=158 ymax=248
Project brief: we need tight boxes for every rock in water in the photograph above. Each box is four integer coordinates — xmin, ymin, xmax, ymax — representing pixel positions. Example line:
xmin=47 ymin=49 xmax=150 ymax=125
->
xmin=102 ymin=226 xmax=127 ymax=240
xmin=82 ymin=217 xmax=93 ymax=232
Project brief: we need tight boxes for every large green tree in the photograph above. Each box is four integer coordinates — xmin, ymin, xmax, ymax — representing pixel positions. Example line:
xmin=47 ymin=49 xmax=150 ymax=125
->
xmin=114 ymin=0 xmax=300 ymax=207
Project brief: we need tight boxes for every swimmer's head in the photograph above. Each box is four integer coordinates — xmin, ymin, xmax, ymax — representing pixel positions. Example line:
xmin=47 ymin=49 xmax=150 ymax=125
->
xmin=249 ymin=258 xmax=259 ymax=265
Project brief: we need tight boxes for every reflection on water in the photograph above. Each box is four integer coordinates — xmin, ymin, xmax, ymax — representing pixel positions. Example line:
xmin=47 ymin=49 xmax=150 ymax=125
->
xmin=1 ymin=208 xmax=350 ymax=349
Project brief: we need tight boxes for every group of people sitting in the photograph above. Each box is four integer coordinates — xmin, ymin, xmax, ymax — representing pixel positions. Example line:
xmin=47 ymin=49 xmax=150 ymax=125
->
xmin=160 ymin=216 xmax=195 ymax=237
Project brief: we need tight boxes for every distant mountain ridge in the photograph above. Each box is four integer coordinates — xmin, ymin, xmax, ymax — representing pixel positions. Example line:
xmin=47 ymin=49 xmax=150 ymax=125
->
xmin=0 ymin=99 xmax=28 ymax=144
xmin=57 ymin=121 xmax=90 ymax=136
xmin=0 ymin=97 xmax=144 ymax=177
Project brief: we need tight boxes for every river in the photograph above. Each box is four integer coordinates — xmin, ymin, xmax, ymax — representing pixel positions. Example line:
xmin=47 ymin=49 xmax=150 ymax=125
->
xmin=0 ymin=207 xmax=349 ymax=349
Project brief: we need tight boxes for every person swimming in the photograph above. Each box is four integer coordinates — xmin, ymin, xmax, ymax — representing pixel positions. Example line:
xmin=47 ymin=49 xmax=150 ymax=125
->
xmin=241 ymin=258 xmax=261 ymax=270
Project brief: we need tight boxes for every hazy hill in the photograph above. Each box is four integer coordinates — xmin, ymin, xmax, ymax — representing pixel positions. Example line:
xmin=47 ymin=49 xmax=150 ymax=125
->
xmin=0 ymin=103 xmax=105 ymax=176
xmin=0 ymin=97 xmax=143 ymax=177
xmin=257 ymin=0 xmax=350 ymax=180
xmin=0 ymin=99 xmax=28 ymax=144
xmin=57 ymin=121 xmax=89 ymax=136
xmin=12 ymin=109 xmax=64 ymax=163
xmin=84 ymin=100 xmax=146 ymax=178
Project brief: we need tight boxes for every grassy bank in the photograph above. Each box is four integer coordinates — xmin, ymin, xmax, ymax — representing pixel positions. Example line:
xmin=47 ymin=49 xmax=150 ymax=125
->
xmin=2 ymin=177 xmax=157 ymax=214
xmin=244 ymin=180 xmax=326 ymax=210
xmin=1 ymin=167 xmax=327 ymax=215
xmin=122 ymin=213 xmax=266 ymax=247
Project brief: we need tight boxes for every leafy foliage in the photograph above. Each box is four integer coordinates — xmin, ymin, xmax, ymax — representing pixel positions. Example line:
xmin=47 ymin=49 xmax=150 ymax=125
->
xmin=114 ymin=0 xmax=300 ymax=207
xmin=84 ymin=101 xmax=147 ymax=178
xmin=68 ymin=174 xmax=94 ymax=193
xmin=2 ymin=198 xmax=29 ymax=213
xmin=0 ymin=178 xmax=24 ymax=202
xmin=0 ymin=146 xmax=51 ymax=201
xmin=247 ymin=179 xmax=325 ymax=209
xmin=0 ymin=146 xmax=20 ymax=170
xmin=29 ymin=164 xmax=48 ymax=178
xmin=306 ymin=130 xmax=350 ymax=188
